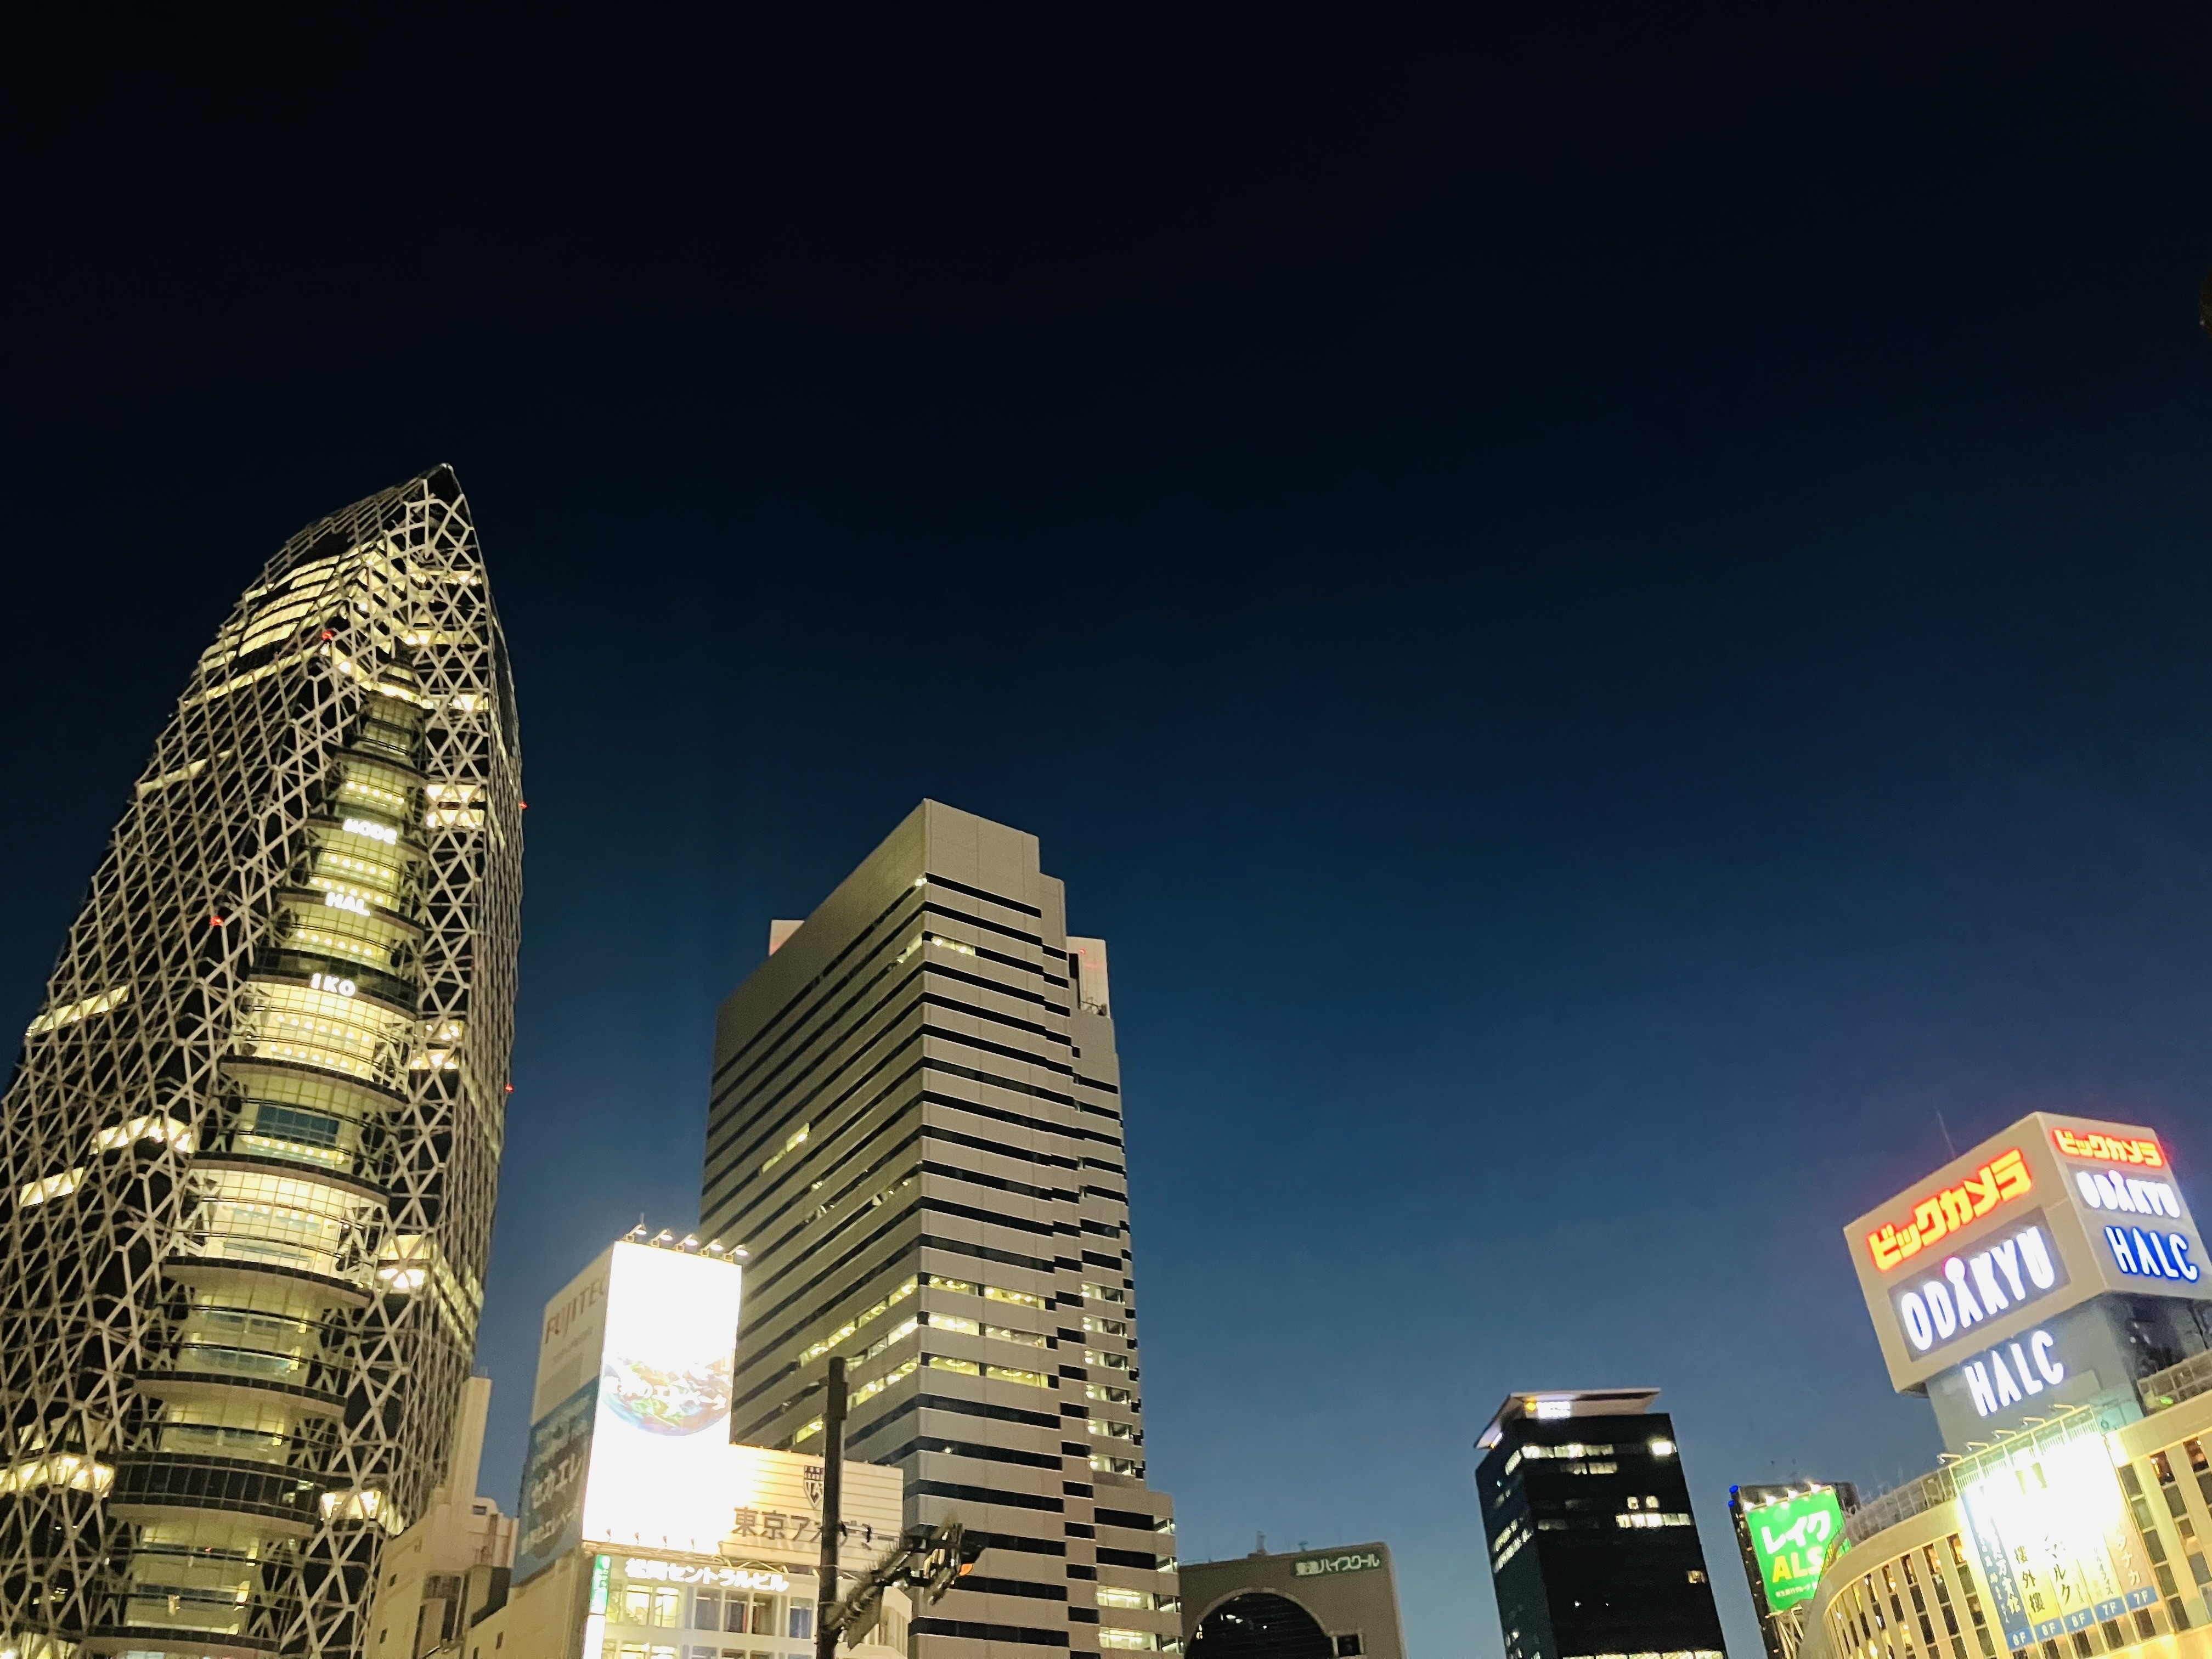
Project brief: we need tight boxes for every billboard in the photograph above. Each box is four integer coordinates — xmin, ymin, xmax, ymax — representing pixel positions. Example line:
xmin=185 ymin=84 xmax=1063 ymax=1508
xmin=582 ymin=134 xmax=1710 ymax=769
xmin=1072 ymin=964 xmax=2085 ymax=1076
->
xmin=1743 ymin=1488 xmax=1847 ymax=1613
xmin=1954 ymin=1423 xmax=2158 ymax=1649
xmin=579 ymin=1241 xmax=746 ymax=1553
xmin=514 ymin=1379 xmax=598 ymax=1584
xmin=513 ymin=1240 xmax=742 ymax=1580
xmin=1844 ymin=1114 xmax=2210 ymax=1393
xmin=512 ymin=1237 xmax=908 ymax=1583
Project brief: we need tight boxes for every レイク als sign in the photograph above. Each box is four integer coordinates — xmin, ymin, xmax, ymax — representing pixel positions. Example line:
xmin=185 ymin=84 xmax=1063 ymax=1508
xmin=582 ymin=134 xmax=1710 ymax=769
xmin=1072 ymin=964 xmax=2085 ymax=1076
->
xmin=1865 ymin=1149 xmax=2033 ymax=1272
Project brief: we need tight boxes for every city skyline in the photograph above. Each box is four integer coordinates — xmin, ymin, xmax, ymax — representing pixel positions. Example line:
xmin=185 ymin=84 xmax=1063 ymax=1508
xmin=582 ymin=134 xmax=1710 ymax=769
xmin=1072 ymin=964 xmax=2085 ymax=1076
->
xmin=8 ymin=10 xmax=2212 ymax=1659
xmin=0 ymin=469 xmax=523 ymax=1658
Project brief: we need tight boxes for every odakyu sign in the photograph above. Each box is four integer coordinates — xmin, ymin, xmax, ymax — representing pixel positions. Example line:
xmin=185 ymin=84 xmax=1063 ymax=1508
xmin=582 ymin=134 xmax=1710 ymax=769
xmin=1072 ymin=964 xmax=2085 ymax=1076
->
xmin=1887 ymin=1214 xmax=2069 ymax=1360
xmin=1847 ymin=1112 xmax=2212 ymax=1395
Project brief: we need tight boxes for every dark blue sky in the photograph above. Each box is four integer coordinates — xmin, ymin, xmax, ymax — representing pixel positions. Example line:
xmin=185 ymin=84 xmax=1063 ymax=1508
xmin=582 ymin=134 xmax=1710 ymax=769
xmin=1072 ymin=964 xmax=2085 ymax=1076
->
xmin=5 ymin=8 xmax=2211 ymax=1656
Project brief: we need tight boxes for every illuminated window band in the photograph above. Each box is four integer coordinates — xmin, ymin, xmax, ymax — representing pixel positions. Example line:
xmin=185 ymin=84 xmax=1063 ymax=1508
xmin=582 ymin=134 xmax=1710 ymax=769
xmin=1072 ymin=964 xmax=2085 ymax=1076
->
xmin=1956 ymin=1327 xmax=2066 ymax=1418
xmin=2051 ymin=1126 xmax=2164 ymax=1169
xmin=2104 ymin=1227 xmax=2199 ymax=1283
xmin=1865 ymin=1149 xmax=2032 ymax=1272
xmin=1889 ymin=1221 xmax=2061 ymax=1355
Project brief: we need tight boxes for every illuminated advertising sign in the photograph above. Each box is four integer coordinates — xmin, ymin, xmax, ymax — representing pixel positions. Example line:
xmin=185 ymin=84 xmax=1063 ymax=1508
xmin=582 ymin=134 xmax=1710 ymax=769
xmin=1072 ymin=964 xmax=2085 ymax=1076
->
xmin=1953 ymin=1326 xmax=2067 ymax=1419
xmin=1886 ymin=1213 xmax=2068 ymax=1360
xmin=1955 ymin=1425 xmax=2157 ymax=1648
xmin=1745 ymin=1488 xmax=1847 ymax=1613
xmin=578 ymin=1242 xmax=746 ymax=1553
xmin=517 ymin=1237 xmax=907 ymax=1577
xmin=513 ymin=1379 xmax=598 ymax=1585
xmin=2051 ymin=1127 xmax=2163 ymax=1169
xmin=1863 ymin=1149 xmax=2033 ymax=1273
xmin=1847 ymin=1114 xmax=2211 ymax=1395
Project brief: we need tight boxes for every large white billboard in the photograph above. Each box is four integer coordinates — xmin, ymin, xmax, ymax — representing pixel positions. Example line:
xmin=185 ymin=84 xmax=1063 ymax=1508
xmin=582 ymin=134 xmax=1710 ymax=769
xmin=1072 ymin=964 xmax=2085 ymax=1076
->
xmin=512 ymin=1237 xmax=906 ymax=1588
xmin=580 ymin=1241 xmax=747 ymax=1553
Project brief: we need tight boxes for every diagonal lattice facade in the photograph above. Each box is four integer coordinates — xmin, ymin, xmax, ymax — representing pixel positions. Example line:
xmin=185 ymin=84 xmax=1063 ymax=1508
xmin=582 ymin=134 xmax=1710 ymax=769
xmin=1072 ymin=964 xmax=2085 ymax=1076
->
xmin=0 ymin=467 xmax=523 ymax=1659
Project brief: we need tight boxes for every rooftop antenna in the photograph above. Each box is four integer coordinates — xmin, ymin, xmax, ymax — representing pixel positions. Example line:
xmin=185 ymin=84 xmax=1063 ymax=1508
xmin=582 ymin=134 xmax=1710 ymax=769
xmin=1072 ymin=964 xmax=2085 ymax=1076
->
xmin=1936 ymin=1111 xmax=1957 ymax=1159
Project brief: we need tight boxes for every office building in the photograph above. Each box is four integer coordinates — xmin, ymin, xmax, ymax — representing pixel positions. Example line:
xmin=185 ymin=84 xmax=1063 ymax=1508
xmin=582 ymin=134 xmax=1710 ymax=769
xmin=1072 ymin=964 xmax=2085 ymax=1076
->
xmin=0 ymin=467 xmax=523 ymax=1659
xmin=700 ymin=802 xmax=1180 ymax=1659
xmin=1475 ymin=1389 xmax=1726 ymax=1659
xmin=476 ymin=1232 xmax=911 ymax=1659
xmin=1728 ymin=1483 xmax=1858 ymax=1659
xmin=1181 ymin=1542 xmax=1403 ymax=1659
xmin=1795 ymin=1113 xmax=2212 ymax=1659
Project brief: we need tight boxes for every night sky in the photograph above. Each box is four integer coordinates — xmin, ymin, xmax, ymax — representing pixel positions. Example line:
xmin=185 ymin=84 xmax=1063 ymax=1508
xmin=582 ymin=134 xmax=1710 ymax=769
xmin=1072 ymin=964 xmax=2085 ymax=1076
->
xmin=5 ymin=9 xmax=2212 ymax=1656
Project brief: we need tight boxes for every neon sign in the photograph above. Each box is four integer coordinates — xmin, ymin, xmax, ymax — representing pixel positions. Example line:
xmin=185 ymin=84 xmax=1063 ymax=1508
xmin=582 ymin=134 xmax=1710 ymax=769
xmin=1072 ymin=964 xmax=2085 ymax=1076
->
xmin=309 ymin=973 xmax=357 ymax=997
xmin=620 ymin=1558 xmax=789 ymax=1592
xmin=2104 ymin=1227 xmax=2199 ymax=1284
xmin=1866 ymin=1149 xmax=2033 ymax=1272
xmin=2072 ymin=1169 xmax=2182 ymax=1220
xmin=2051 ymin=1127 xmax=2163 ymax=1169
xmin=1957 ymin=1327 xmax=2066 ymax=1418
xmin=341 ymin=816 xmax=400 ymax=846
xmin=1890 ymin=1218 xmax=2064 ymax=1355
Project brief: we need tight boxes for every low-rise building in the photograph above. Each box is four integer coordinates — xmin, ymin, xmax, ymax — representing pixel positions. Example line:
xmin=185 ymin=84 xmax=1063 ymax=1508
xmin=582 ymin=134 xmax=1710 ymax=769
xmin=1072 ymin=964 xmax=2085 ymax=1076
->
xmin=1180 ymin=1542 xmax=1402 ymax=1659
xmin=1797 ymin=1357 xmax=2212 ymax=1659
xmin=365 ymin=1377 xmax=520 ymax=1659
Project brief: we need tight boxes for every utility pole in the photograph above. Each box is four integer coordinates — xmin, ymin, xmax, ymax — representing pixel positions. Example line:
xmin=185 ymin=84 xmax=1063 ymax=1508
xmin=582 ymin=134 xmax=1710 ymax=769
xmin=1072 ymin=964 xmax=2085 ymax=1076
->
xmin=814 ymin=1357 xmax=848 ymax=1659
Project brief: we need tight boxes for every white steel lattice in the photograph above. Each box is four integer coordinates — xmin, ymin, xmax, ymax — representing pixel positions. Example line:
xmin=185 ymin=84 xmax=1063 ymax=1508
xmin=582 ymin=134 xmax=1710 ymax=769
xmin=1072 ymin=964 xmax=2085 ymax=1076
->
xmin=0 ymin=467 xmax=523 ymax=1659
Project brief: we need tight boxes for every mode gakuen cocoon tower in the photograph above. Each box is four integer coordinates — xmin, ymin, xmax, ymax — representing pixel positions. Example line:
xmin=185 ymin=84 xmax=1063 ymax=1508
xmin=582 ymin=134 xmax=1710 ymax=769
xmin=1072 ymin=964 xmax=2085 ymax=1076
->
xmin=0 ymin=468 xmax=523 ymax=1659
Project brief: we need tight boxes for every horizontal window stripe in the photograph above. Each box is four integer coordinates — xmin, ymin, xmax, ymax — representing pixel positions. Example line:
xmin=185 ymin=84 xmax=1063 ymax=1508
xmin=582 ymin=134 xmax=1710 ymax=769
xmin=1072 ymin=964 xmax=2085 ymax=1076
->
xmin=1097 ymin=1548 xmax=1170 ymax=1570
xmin=926 ymin=1123 xmax=1081 ymax=1171
xmin=923 ymin=1088 xmax=1109 ymax=1148
xmin=924 ymin=873 xmax=1043 ymax=918
xmin=924 ymin=1161 xmax=1077 ymax=1205
xmin=922 ymin=1233 xmax=1062 ymax=1274
xmin=926 ymin=1059 xmax=1076 ymax=1110
xmin=922 ymin=1195 xmax=1058 ymax=1239
xmin=878 ymin=1435 xmax=1065 ymax=1471
xmin=925 ymin=960 xmax=1066 ymax=1013
xmin=919 ymin=991 xmax=1069 ymax=1048
xmin=712 ymin=889 xmax=915 ymax=1083
xmin=708 ymin=975 xmax=923 ymax=1166
xmin=914 ymin=1479 xmax=1064 ymax=1514
xmin=967 ymin=1531 xmax=1068 ymax=1558
xmin=742 ymin=1201 xmax=922 ymax=1331
xmin=911 ymin=1619 xmax=1069 ymax=1648
xmin=926 ymin=1024 xmax=1074 ymax=1077
xmin=946 ymin=1578 xmax=1068 ymax=1602
xmin=849 ymin=1392 xmax=1060 ymax=1447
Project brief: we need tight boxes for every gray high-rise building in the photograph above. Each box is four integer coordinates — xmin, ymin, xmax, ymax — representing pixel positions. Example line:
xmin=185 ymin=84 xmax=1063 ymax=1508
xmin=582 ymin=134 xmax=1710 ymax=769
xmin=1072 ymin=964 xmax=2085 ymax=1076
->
xmin=702 ymin=802 xmax=1180 ymax=1659
xmin=0 ymin=469 xmax=523 ymax=1659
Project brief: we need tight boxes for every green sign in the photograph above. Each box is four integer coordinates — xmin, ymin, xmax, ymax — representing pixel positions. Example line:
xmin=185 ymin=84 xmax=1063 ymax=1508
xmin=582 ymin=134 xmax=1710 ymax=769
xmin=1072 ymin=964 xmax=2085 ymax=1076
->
xmin=1293 ymin=1551 xmax=1383 ymax=1578
xmin=1747 ymin=1490 xmax=1847 ymax=1612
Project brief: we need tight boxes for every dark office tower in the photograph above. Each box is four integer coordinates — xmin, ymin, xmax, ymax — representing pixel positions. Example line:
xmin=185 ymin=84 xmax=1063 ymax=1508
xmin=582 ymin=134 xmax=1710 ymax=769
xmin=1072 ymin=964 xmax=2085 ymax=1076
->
xmin=0 ymin=469 xmax=523 ymax=1659
xmin=704 ymin=802 xmax=1180 ymax=1659
xmin=1475 ymin=1390 xmax=1727 ymax=1659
